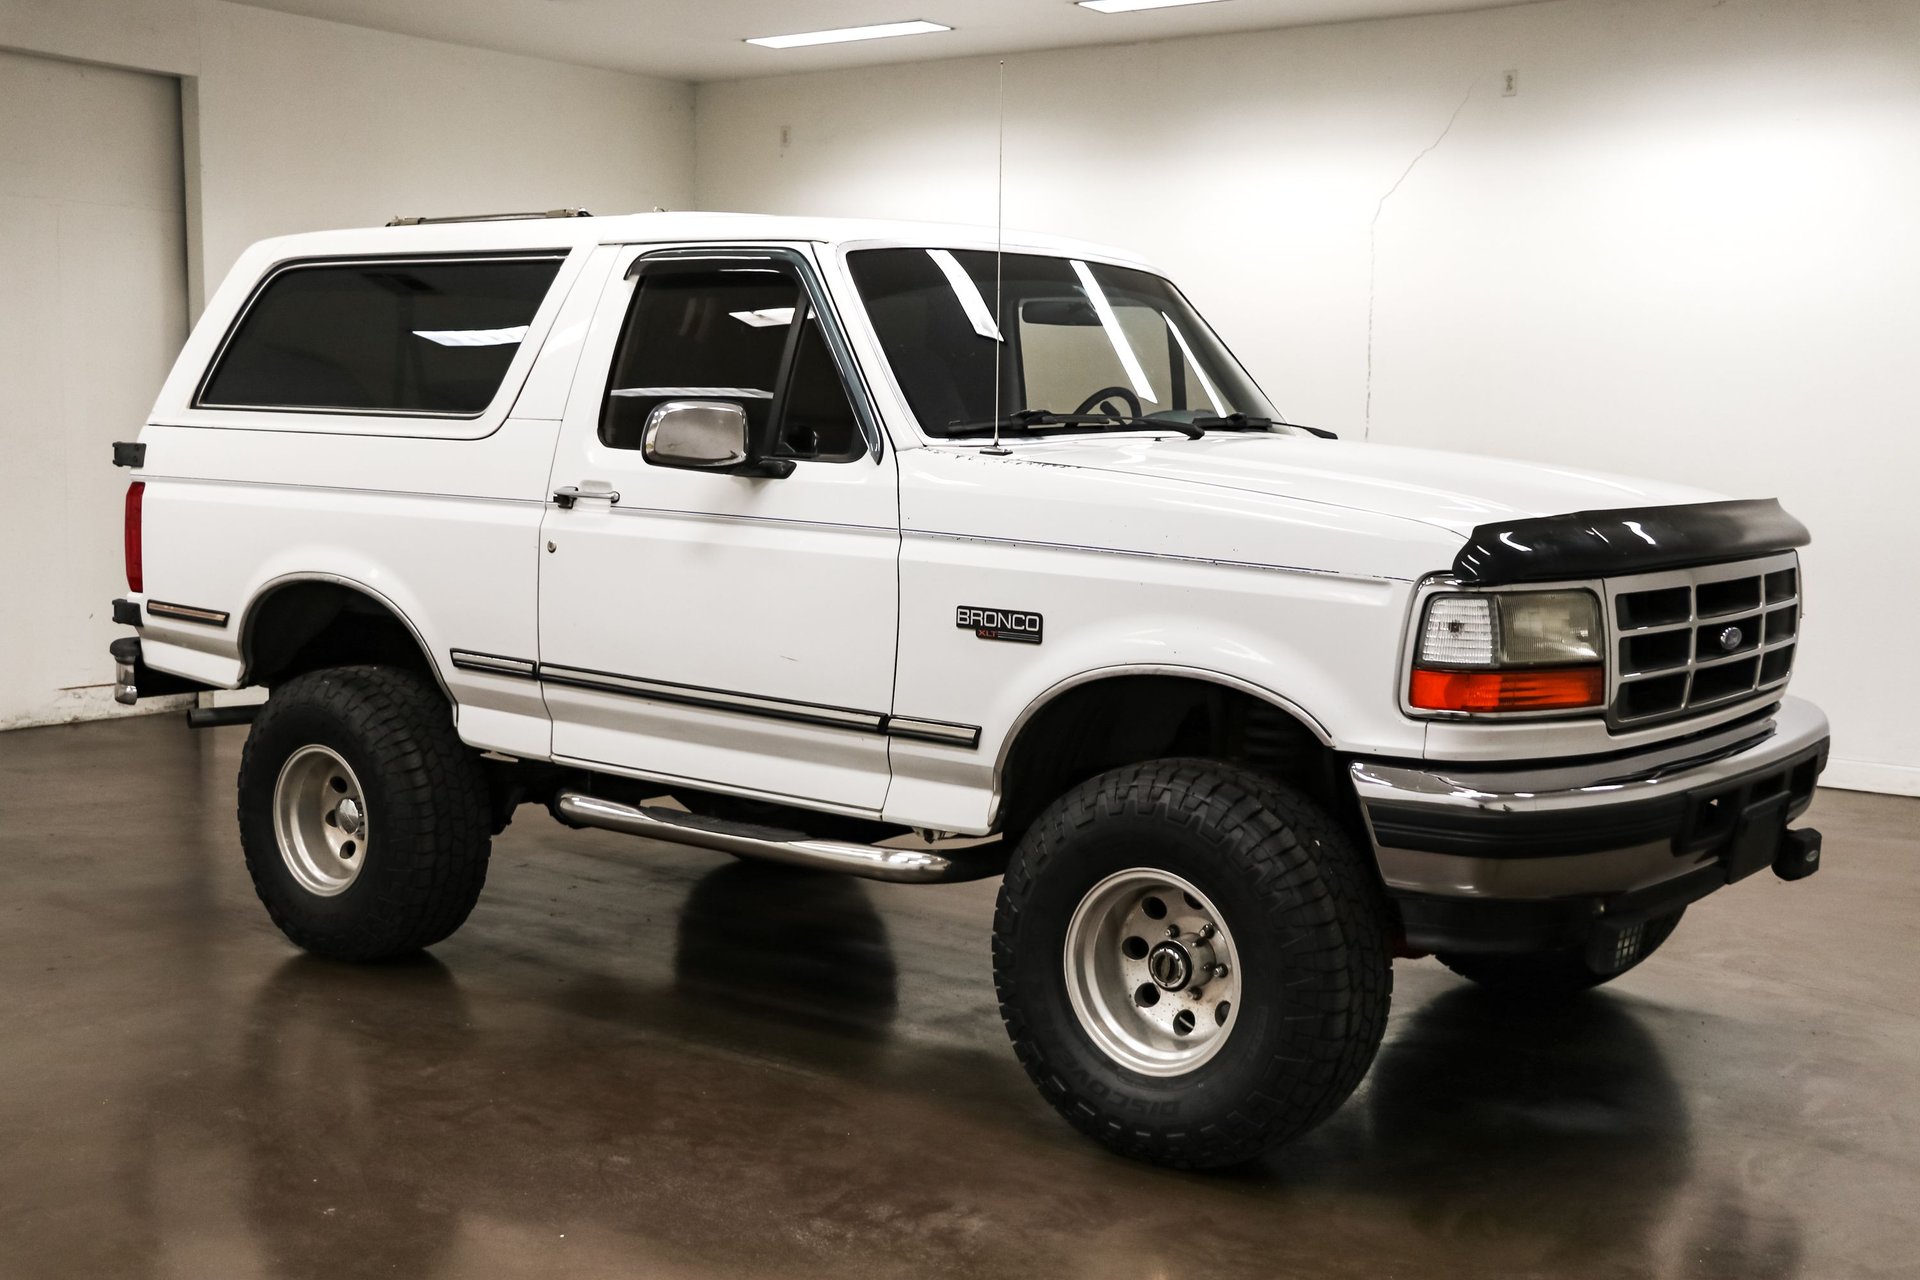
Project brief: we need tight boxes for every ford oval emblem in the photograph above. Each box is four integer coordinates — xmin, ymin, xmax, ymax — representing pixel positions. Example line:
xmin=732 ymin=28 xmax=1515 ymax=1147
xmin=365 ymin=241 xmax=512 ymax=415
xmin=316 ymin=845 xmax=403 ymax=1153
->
xmin=1718 ymin=625 xmax=1744 ymax=652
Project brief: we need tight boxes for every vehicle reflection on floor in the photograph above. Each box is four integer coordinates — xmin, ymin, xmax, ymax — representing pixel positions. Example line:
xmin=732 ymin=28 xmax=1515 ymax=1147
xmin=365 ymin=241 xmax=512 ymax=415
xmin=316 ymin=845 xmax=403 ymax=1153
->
xmin=0 ymin=716 xmax=1901 ymax=1279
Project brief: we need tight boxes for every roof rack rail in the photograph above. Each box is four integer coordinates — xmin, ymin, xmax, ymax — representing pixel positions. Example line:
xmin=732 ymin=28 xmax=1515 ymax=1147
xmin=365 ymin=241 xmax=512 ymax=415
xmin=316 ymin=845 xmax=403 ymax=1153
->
xmin=386 ymin=208 xmax=593 ymax=227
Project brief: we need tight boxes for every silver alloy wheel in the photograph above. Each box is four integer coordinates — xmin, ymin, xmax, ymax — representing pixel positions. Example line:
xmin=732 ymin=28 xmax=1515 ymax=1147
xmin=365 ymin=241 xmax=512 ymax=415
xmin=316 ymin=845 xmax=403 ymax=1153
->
xmin=272 ymin=744 xmax=369 ymax=897
xmin=1063 ymin=868 xmax=1243 ymax=1078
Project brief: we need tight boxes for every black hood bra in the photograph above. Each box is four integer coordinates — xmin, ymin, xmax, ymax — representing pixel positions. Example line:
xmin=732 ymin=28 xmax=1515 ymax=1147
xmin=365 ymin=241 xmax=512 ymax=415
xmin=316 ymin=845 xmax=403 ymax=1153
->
xmin=1452 ymin=498 xmax=1811 ymax=585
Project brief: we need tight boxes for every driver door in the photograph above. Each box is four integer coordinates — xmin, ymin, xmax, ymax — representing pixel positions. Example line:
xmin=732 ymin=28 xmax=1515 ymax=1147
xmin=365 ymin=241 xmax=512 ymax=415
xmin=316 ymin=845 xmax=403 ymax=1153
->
xmin=537 ymin=244 xmax=899 ymax=812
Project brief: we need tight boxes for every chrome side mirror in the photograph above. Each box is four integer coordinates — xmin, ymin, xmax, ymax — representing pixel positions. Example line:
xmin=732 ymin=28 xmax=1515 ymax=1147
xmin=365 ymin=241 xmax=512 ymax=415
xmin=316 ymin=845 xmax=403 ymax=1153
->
xmin=641 ymin=400 xmax=750 ymax=470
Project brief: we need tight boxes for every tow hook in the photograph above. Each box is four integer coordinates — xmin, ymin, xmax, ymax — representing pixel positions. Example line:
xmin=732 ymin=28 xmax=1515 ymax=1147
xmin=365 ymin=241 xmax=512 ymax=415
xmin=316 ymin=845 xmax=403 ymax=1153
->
xmin=1774 ymin=827 xmax=1823 ymax=881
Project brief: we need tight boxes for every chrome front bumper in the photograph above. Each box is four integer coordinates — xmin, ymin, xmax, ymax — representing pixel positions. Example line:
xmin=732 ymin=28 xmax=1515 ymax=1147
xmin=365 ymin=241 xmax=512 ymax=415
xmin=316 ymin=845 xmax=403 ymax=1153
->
xmin=1350 ymin=697 xmax=1831 ymax=953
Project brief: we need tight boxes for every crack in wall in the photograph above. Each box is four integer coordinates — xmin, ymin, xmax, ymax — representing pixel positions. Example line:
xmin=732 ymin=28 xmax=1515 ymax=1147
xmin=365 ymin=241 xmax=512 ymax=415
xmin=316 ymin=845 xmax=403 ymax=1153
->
xmin=1364 ymin=81 xmax=1477 ymax=440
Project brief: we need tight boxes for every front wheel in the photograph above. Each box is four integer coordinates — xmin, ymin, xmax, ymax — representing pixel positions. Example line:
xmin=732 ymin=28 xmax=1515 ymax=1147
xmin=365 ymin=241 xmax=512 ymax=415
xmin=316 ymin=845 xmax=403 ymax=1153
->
xmin=992 ymin=760 xmax=1393 ymax=1169
xmin=237 ymin=664 xmax=493 ymax=961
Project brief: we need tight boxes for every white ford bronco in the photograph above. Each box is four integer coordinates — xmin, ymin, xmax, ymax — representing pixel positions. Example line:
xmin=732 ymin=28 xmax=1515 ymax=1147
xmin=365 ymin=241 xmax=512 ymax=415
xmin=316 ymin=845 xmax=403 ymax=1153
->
xmin=110 ymin=209 xmax=1830 ymax=1168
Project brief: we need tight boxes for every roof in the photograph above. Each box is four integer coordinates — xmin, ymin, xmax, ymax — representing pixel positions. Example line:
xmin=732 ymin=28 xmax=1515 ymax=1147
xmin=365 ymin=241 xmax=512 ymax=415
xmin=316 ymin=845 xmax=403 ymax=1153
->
xmin=233 ymin=210 xmax=1156 ymax=273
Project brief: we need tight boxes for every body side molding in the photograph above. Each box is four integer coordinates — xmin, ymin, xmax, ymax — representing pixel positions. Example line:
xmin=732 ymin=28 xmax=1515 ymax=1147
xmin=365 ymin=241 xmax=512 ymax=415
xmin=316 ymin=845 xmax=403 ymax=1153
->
xmin=468 ymin=653 xmax=983 ymax=749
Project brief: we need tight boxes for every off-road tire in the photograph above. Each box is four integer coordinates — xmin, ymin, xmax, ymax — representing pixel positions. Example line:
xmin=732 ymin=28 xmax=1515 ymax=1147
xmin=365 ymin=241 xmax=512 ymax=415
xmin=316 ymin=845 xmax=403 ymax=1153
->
xmin=1436 ymin=909 xmax=1685 ymax=997
xmin=992 ymin=759 xmax=1393 ymax=1169
xmin=238 ymin=665 xmax=492 ymax=960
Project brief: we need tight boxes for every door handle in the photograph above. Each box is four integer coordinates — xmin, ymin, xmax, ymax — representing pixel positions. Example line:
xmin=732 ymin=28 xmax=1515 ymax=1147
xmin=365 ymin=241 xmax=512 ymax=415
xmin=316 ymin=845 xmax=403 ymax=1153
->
xmin=553 ymin=483 xmax=620 ymax=509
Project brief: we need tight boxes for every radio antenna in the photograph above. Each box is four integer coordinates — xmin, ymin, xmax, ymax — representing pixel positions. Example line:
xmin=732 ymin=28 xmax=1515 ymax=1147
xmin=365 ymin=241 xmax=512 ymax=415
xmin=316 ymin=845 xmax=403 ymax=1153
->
xmin=988 ymin=60 xmax=1008 ymax=454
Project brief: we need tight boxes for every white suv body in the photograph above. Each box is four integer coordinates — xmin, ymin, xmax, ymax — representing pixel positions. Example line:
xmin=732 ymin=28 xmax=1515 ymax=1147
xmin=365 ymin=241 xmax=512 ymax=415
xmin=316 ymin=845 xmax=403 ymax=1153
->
xmin=110 ymin=211 xmax=1830 ymax=1167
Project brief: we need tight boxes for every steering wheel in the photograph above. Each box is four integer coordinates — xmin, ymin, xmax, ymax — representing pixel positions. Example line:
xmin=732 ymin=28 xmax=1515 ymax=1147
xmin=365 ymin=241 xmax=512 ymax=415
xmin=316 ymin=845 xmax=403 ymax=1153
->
xmin=1073 ymin=385 xmax=1143 ymax=418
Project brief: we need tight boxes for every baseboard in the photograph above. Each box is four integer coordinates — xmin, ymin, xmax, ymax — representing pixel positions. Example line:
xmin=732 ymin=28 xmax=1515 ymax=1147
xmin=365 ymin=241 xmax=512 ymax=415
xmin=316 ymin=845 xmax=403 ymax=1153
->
xmin=0 ymin=685 xmax=193 ymax=731
xmin=1821 ymin=757 xmax=1920 ymax=798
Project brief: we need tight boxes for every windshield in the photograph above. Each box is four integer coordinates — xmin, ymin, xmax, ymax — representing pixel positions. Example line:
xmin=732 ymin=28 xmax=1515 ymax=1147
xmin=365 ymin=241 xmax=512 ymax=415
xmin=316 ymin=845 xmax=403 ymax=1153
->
xmin=846 ymin=248 xmax=1278 ymax=439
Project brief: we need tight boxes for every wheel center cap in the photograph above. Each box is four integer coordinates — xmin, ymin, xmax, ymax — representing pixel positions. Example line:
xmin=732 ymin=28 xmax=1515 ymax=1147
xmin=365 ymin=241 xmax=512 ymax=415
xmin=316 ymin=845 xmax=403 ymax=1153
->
xmin=335 ymin=797 xmax=364 ymax=836
xmin=1147 ymin=940 xmax=1194 ymax=992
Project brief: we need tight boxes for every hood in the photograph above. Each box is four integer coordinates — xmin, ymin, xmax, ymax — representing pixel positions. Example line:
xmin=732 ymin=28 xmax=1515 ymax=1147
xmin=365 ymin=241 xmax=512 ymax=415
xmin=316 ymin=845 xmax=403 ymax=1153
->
xmin=973 ymin=432 xmax=1721 ymax=540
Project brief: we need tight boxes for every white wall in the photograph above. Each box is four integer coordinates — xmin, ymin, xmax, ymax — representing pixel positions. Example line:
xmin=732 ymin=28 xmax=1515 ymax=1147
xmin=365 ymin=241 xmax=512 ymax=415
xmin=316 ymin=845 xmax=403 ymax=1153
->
xmin=695 ymin=0 xmax=1920 ymax=795
xmin=2 ymin=1 xmax=696 ymax=304
xmin=189 ymin=2 xmax=692 ymax=303
xmin=0 ymin=50 xmax=188 ymax=729
xmin=0 ymin=0 xmax=693 ymax=727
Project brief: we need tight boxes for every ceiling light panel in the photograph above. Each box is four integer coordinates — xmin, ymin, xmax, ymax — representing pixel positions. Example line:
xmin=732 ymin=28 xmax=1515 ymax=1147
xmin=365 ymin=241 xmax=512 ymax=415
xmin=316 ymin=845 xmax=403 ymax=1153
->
xmin=1078 ymin=0 xmax=1232 ymax=12
xmin=746 ymin=20 xmax=952 ymax=50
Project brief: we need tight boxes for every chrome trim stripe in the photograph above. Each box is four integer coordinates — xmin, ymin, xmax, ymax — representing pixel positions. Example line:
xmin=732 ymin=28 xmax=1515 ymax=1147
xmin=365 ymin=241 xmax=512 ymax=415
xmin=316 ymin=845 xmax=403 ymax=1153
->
xmin=450 ymin=650 xmax=537 ymax=677
xmin=146 ymin=600 xmax=231 ymax=627
xmin=884 ymin=716 xmax=983 ymax=748
xmin=540 ymin=662 xmax=888 ymax=733
xmin=606 ymin=504 xmax=895 ymax=535
xmin=906 ymin=528 xmax=1395 ymax=582
xmin=134 ymin=475 xmax=548 ymax=507
xmin=451 ymin=650 xmax=982 ymax=747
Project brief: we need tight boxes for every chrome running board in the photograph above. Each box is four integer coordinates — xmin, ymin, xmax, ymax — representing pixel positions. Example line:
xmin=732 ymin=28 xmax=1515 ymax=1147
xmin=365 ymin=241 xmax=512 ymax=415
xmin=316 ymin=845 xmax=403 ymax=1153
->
xmin=552 ymin=791 xmax=1002 ymax=885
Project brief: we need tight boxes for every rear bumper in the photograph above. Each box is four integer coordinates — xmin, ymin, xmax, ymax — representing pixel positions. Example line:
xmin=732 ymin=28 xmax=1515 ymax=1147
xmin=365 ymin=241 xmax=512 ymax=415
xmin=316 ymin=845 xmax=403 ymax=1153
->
xmin=109 ymin=635 xmax=216 ymax=705
xmin=1350 ymin=697 xmax=1830 ymax=956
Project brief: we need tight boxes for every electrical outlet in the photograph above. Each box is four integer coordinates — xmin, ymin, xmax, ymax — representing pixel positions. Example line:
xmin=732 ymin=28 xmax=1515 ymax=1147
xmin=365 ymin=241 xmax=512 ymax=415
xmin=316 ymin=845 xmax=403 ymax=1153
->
xmin=1502 ymin=69 xmax=1519 ymax=97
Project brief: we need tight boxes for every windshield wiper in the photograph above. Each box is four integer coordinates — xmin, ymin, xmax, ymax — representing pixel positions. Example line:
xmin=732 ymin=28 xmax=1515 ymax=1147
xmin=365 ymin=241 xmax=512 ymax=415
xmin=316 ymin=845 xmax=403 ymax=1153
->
xmin=1191 ymin=413 xmax=1340 ymax=440
xmin=946 ymin=409 xmax=1203 ymax=440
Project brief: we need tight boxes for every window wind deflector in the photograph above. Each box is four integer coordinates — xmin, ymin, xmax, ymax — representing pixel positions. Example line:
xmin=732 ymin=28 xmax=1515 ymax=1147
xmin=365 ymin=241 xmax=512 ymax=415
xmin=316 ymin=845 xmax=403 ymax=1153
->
xmin=610 ymin=386 xmax=775 ymax=400
xmin=626 ymin=254 xmax=788 ymax=280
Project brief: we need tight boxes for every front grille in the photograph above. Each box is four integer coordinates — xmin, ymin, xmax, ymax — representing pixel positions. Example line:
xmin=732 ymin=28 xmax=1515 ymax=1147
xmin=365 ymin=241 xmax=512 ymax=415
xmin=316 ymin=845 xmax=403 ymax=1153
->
xmin=1608 ymin=553 xmax=1800 ymax=727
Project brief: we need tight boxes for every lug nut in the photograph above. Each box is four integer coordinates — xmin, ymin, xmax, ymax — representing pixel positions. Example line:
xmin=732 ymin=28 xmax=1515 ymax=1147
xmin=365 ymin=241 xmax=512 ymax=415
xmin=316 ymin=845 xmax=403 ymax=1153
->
xmin=1197 ymin=924 xmax=1215 ymax=941
xmin=1166 ymin=924 xmax=1179 ymax=938
xmin=1212 ymin=963 xmax=1229 ymax=979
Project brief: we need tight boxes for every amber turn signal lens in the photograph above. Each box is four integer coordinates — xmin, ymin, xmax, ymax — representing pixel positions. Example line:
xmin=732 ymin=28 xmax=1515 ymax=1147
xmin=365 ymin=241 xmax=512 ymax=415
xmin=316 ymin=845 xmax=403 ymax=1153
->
xmin=1409 ymin=665 xmax=1604 ymax=712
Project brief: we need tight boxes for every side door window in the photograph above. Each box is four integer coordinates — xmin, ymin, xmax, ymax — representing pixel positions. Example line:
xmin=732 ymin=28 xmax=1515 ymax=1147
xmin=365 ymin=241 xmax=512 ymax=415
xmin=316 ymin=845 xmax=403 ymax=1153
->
xmin=601 ymin=261 xmax=866 ymax=464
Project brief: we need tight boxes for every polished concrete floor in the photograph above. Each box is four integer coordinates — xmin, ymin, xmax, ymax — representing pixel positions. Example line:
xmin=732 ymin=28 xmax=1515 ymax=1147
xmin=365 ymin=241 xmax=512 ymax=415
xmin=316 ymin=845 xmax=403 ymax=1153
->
xmin=1 ymin=714 xmax=1916 ymax=1279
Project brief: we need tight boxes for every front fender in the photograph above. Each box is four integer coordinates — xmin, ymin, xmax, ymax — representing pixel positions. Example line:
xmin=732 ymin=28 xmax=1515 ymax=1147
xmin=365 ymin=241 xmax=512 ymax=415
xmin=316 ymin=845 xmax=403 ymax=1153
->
xmin=883 ymin=537 xmax=1423 ymax=833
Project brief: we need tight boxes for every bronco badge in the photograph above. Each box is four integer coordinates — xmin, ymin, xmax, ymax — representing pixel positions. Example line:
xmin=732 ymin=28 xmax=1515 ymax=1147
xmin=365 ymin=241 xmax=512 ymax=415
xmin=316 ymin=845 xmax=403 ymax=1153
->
xmin=957 ymin=606 xmax=1043 ymax=645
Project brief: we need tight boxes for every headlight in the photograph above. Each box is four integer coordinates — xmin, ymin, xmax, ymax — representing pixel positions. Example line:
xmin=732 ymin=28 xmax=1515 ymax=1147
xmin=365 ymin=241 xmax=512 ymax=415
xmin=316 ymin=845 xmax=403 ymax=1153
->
xmin=1410 ymin=590 xmax=1604 ymax=713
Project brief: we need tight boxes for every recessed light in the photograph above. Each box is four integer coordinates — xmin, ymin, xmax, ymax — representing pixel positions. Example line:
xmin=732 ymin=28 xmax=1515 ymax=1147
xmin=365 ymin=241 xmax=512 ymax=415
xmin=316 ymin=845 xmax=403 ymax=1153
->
xmin=1078 ymin=0 xmax=1231 ymax=12
xmin=746 ymin=20 xmax=952 ymax=50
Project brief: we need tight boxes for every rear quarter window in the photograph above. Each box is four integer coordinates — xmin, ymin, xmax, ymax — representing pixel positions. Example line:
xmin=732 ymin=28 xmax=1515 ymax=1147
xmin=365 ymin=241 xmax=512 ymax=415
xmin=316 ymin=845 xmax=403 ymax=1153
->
xmin=198 ymin=255 xmax=563 ymax=416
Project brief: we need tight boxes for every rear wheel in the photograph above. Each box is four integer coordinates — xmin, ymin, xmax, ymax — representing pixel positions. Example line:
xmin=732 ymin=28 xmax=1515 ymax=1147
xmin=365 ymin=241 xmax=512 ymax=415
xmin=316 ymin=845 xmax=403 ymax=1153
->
xmin=993 ymin=759 xmax=1393 ymax=1169
xmin=238 ymin=665 xmax=492 ymax=961
xmin=1437 ymin=909 xmax=1685 ymax=997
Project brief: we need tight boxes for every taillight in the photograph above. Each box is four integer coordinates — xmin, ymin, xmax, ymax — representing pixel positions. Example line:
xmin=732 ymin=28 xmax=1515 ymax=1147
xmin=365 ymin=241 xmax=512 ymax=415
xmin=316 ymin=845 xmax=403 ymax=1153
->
xmin=124 ymin=481 xmax=144 ymax=593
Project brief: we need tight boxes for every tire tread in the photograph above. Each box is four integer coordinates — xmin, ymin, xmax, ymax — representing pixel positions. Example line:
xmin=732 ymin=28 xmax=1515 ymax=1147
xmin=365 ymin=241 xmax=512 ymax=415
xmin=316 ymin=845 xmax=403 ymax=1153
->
xmin=992 ymin=758 xmax=1392 ymax=1168
xmin=237 ymin=665 xmax=491 ymax=960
